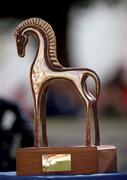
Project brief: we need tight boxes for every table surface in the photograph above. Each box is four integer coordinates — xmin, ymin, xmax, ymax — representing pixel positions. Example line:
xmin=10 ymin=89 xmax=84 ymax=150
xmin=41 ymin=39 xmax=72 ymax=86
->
xmin=0 ymin=172 xmax=127 ymax=180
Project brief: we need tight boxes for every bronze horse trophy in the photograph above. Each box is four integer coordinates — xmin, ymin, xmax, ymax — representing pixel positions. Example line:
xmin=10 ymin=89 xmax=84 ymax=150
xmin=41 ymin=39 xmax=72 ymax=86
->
xmin=15 ymin=17 xmax=117 ymax=176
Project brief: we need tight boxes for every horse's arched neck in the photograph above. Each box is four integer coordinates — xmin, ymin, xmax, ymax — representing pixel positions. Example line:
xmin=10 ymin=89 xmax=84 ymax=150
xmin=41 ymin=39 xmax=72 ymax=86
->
xmin=23 ymin=27 xmax=52 ymax=70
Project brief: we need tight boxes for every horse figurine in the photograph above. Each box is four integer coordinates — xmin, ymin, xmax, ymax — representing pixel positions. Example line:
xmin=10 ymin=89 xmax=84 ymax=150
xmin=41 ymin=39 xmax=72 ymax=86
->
xmin=15 ymin=17 xmax=100 ymax=148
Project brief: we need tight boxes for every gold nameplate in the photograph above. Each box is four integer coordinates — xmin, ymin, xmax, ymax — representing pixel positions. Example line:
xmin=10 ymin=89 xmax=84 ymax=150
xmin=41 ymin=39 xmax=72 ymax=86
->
xmin=42 ymin=154 xmax=71 ymax=172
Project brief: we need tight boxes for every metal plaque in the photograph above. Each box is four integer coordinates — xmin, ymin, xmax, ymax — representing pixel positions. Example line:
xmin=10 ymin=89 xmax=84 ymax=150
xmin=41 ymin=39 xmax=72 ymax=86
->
xmin=42 ymin=154 xmax=71 ymax=172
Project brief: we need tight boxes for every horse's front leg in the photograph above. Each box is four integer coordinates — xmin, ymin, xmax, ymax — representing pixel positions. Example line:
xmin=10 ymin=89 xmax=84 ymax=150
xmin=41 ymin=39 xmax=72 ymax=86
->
xmin=34 ymin=105 xmax=40 ymax=147
xmin=34 ymin=86 xmax=48 ymax=147
xmin=39 ymin=85 xmax=48 ymax=147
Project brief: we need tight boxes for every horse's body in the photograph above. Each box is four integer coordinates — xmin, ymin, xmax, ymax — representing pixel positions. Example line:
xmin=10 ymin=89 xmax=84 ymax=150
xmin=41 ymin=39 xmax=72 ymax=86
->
xmin=15 ymin=18 xmax=100 ymax=147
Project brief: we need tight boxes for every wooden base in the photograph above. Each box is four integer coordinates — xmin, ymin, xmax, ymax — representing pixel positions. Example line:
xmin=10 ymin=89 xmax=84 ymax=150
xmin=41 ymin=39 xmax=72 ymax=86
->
xmin=16 ymin=145 xmax=117 ymax=176
xmin=97 ymin=145 xmax=117 ymax=173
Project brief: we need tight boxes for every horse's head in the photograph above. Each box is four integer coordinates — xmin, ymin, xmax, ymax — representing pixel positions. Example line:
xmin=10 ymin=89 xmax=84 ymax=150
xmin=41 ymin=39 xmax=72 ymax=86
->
xmin=15 ymin=31 xmax=28 ymax=57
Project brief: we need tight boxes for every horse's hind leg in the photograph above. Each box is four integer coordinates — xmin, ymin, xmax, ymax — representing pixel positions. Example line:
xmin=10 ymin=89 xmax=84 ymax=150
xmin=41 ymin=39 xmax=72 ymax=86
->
xmin=78 ymin=86 xmax=92 ymax=146
xmin=92 ymin=102 xmax=100 ymax=145
xmin=70 ymin=80 xmax=92 ymax=146
xmin=85 ymin=100 xmax=92 ymax=146
xmin=72 ymin=75 xmax=100 ymax=146
xmin=82 ymin=73 xmax=100 ymax=146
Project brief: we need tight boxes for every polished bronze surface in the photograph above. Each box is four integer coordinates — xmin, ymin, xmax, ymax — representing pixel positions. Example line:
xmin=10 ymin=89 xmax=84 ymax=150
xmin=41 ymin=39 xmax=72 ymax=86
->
xmin=15 ymin=17 xmax=100 ymax=147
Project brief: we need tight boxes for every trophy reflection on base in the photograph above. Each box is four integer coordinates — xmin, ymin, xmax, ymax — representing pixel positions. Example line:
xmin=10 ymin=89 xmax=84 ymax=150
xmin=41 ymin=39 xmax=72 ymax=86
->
xmin=15 ymin=17 xmax=117 ymax=176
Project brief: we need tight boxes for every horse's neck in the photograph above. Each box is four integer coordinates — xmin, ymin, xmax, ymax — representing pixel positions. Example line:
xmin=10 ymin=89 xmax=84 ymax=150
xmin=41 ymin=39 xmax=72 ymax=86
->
xmin=25 ymin=27 xmax=62 ymax=71
xmin=32 ymin=28 xmax=51 ymax=71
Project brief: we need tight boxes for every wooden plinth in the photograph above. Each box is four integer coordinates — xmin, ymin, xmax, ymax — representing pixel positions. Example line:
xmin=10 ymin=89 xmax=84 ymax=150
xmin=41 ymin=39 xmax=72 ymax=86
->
xmin=16 ymin=145 xmax=117 ymax=176
xmin=97 ymin=145 xmax=117 ymax=173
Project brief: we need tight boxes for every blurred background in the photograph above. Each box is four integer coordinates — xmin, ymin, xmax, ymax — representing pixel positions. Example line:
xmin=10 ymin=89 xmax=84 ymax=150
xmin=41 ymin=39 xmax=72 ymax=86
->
xmin=0 ymin=0 xmax=127 ymax=173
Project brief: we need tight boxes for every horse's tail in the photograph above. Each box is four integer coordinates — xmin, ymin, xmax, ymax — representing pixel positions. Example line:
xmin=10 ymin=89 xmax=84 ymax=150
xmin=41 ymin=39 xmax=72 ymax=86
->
xmin=81 ymin=69 xmax=100 ymax=102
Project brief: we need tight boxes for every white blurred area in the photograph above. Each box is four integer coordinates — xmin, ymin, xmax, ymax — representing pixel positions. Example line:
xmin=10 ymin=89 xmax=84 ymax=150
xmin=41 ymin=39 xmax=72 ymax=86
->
xmin=67 ymin=1 xmax=127 ymax=84
xmin=0 ymin=18 xmax=35 ymax=114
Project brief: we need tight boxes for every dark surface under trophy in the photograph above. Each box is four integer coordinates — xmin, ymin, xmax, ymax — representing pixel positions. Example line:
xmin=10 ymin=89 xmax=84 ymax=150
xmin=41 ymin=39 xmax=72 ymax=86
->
xmin=15 ymin=17 xmax=117 ymax=176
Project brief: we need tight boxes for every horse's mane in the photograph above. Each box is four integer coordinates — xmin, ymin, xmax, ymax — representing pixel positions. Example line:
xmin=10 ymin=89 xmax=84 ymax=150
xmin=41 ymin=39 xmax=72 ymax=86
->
xmin=16 ymin=17 xmax=56 ymax=45
xmin=16 ymin=17 xmax=52 ymax=33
